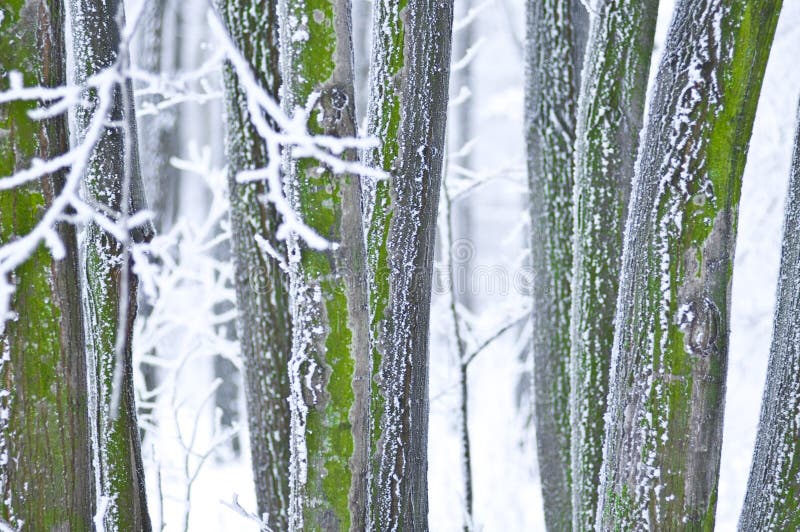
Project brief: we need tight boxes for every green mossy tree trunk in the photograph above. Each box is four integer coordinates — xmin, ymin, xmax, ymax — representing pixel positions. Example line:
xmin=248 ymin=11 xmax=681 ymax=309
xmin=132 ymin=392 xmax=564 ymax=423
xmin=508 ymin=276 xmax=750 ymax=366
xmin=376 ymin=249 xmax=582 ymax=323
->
xmin=278 ymin=1 xmax=372 ymax=529
xmin=596 ymin=1 xmax=781 ymax=529
xmin=738 ymin=97 xmax=800 ymax=531
xmin=525 ymin=0 xmax=586 ymax=528
xmin=0 ymin=1 xmax=94 ymax=528
xmin=68 ymin=0 xmax=152 ymax=529
xmin=216 ymin=0 xmax=292 ymax=528
xmin=364 ymin=0 xmax=455 ymax=528
xmin=568 ymin=1 xmax=658 ymax=529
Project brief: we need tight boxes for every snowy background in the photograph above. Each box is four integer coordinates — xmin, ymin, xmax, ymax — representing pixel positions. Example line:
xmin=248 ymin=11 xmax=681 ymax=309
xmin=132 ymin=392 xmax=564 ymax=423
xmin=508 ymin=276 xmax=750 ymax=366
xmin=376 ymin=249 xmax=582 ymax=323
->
xmin=124 ymin=0 xmax=800 ymax=529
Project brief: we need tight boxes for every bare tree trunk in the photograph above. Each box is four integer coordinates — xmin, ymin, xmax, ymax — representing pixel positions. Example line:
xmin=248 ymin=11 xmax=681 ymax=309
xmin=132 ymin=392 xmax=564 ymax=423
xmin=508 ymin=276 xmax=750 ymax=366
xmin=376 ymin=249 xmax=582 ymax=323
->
xmin=449 ymin=3 xmax=477 ymax=524
xmin=135 ymin=0 xmax=181 ymax=234
xmin=739 ymin=96 xmax=800 ymax=531
xmin=279 ymin=1 xmax=372 ymax=529
xmin=364 ymin=0 xmax=455 ymax=529
xmin=68 ymin=0 xmax=153 ymax=529
xmin=596 ymin=1 xmax=781 ymax=529
xmin=568 ymin=1 xmax=658 ymax=529
xmin=215 ymin=0 xmax=292 ymax=527
xmin=0 ymin=1 xmax=94 ymax=528
xmin=134 ymin=0 xmax=182 ymax=445
xmin=525 ymin=0 xmax=585 ymax=528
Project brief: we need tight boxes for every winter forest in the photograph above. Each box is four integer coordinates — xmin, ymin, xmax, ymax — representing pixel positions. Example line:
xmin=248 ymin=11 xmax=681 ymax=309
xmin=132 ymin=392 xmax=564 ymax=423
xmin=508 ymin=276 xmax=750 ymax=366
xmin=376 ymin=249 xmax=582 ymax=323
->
xmin=1 ymin=0 xmax=800 ymax=530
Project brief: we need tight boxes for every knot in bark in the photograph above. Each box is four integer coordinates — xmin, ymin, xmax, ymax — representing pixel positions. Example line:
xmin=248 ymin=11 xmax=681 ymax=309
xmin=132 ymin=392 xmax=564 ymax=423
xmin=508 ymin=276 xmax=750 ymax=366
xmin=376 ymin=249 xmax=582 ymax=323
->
xmin=319 ymin=85 xmax=352 ymax=135
xmin=677 ymin=297 xmax=720 ymax=357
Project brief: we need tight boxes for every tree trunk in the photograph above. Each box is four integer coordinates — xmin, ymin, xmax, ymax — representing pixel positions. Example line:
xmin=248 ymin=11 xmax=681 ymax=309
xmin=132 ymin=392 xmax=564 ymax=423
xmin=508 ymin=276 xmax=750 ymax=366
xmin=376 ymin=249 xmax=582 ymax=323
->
xmin=216 ymin=0 xmax=292 ymax=527
xmin=596 ymin=1 xmax=781 ymax=529
xmin=0 ymin=1 xmax=94 ymax=528
xmin=738 ymin=96 xmax=800 ymax=531
xmin=278 ymin=1 xmax=372 ymax=529
xmin=525 ymin=1 xmax=585 ymax=528
xmin=68 ymin=0 xmax=153 ymax=529
xmin=135 ymin=0 xmax=180 ymax=234
xmin=568 ymin=1 xmax=658 ymax=529
xmin=134 ymin=0 xmax=181 ymax=445
xmin=450 ymin=1 xmax=476 ymax=525
xmin=364 ymin=0 xmax=455 ymax=529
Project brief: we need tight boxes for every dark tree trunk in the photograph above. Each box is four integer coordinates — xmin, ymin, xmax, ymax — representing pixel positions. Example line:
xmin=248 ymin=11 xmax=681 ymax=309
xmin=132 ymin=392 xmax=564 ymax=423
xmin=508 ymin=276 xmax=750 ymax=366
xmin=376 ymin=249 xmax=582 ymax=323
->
xmin=525 ymin=0 xmax=585 ymax=528
xmin=216 ymin=0 xmax=292 ymax=527
xmin=364 ymin=0 xmax=455 ymax=528
xmin=68 ymin=0 xmax=153 ymax=529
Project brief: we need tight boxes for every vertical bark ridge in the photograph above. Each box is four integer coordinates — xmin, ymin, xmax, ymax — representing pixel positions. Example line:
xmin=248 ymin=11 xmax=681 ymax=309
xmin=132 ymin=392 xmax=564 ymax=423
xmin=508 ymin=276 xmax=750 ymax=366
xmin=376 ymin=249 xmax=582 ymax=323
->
xmin=364 ymin=0 xmax=455 ymax=529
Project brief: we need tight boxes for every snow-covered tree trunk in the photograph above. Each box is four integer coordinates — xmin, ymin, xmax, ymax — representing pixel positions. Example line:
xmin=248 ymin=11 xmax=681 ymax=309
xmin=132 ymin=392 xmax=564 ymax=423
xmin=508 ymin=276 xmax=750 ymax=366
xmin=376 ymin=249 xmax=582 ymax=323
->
xmin=524 ymin=0 xmax=585 ymax=528
xmin=0 ymin=2 xmax=95 ymax=528
xmin=279 ymin=1 xmax=372 ymax=529
xmin=364 ymin=0 xmax=454 ymax=528
xmin=596 ymin=1 xmax=781 ymax=529
xmin=216 ymin=0 xmax=292 ymax=527
xmin=568 ymin=1 xmax=658 ymax=529
xmin=738 ymin=96 xmax=800 ymax=531
xmin=69 ymin=0 xmax=153 ymax=529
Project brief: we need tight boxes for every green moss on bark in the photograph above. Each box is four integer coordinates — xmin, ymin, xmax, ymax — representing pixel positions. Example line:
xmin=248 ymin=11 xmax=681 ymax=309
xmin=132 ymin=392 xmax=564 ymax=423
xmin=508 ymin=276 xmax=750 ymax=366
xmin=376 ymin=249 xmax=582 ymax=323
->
xmin=0 ymin=1 xmax=94 ymax=528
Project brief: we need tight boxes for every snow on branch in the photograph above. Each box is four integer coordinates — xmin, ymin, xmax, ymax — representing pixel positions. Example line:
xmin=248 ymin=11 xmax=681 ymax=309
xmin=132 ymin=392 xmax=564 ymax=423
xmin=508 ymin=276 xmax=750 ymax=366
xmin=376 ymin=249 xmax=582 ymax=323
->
xmin=206 ymin=9 xmax=385 ymax=249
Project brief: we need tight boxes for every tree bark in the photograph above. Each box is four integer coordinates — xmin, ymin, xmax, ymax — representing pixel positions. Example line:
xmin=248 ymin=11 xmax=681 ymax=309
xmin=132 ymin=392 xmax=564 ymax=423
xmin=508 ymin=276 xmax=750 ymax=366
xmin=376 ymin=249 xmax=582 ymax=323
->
xmin=278 ymin=1 xmax=372 ymax=529
xmin=596 ymin=1 xmax=781 ymax=529
xmin=568 ymin=1 xmax=658 ymax=529
xmin=216 ymin=0 xmax=292 ymax=527
xmin=0 ymin=1 xmax=95 ymax=528
xmin=739 ymin=96 xmax=800 ymax=531
xmin=68 ymin=0 xmax=153 ymax=529
xmin=525 ymin=1 xmax=585 ymax=528
xmin=364 ymin=0 xmax=455 ymax=529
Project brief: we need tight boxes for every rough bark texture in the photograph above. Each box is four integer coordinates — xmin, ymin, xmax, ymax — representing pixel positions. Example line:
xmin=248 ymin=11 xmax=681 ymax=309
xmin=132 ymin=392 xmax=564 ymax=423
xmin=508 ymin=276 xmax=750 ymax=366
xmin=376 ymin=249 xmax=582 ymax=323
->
xmin=279 ymin=1 xmax=372 ymax=529
xmin=739 ymin=97 xmax=800 ymax=531
xmin=68 ymin=0 xmax=152 ymax=529
xmin=596 ymin=1 xmax=781 ymax=529
xmin=362 ymin=0 xmax=404 ymax=525
xmin=568 ymin=1 xmax=658 ymax=529
xmin=524 ymin=1 xmax=584 ymax=528
xmin=364 ymin=0 xmax=454 ymax=529
xmin=0 ymin=1 xmax=95 ymax=528
xmin=216 ymin=0 xmax=292 ymax=527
